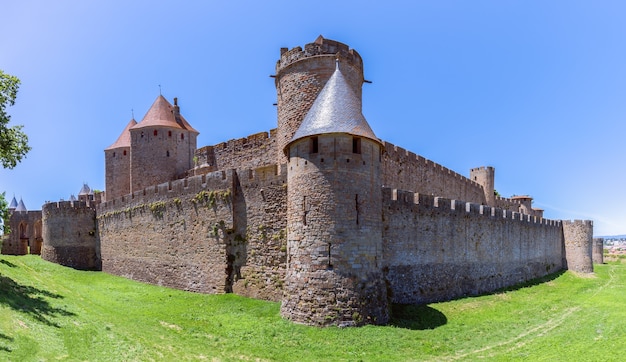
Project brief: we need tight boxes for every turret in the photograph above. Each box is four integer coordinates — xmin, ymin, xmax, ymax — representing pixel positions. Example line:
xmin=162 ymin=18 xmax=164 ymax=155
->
xmin=129 ymin=95 xmax=198 ymax=192
xmin=105 ymin=118 xmax=136 ymax=200
xmin=275 ymin=35 xmax=364 ymax=164
xmin=470 ymin=166 xmax=495 ymax=206
xmin=281 ymin=60 xmax=388 ymax=326
xmin=562 ymin=220 xmax=594 ymax=273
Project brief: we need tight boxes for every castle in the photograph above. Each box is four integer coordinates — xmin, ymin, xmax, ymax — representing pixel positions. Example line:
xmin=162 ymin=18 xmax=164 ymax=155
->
xmin=2 ymin=36 xmax=601 ymax=327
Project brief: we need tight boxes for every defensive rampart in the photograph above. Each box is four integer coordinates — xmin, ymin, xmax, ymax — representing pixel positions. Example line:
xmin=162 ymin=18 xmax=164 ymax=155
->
xmin=194 ymin=130 xmax=278 ymax=174
xmin=382 ymin=189 xmax=564 ymax=304
xmin=381 ymin=141 xmax=487 ymax=204
xmin=97 ymin=169 xmax=238 ymax=293
xmin=42 ymin=201 xmax=99 ymax=270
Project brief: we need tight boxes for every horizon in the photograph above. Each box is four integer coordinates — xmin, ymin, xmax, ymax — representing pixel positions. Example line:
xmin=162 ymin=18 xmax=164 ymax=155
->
xmin=1 ymin=1 xmax=625 ymax=236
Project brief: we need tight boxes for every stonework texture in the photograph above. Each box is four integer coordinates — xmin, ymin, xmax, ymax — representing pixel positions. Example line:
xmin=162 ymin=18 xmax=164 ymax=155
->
xmin=1 ymin=210 xmax=43 ymax=255
xmin=593 ymin=238 xmax=604 ymax=265
xmin=25 ymin=36 xmax=596 ymax=328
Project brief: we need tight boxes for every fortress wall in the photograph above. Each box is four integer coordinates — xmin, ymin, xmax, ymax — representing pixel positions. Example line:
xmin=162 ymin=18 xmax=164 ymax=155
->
xmin=97 ymin=169 xmax=238 ymax=293
xmin=230 ymin=164 xmax=288 ymax=302
xmin=562 ymin=220 xmax=594 ymax=273
xmin=42 ymin=202 xmax=99 ymax=270
xmin=2 ymin=211 xmax=43 ymax=255
xmin=593 ymin=238 xmax=604 ymax=265
xmin=381 ymin=141 xmax=486 ymax=204
xmin=194 ymin=129 xmax=278 ymax=174
xmin=382 ymin=189 xmax=564 ymax=304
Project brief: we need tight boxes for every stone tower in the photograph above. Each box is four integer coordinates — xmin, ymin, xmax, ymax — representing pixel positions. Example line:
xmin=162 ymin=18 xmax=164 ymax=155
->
xmin=470 ymin=166 xmax=495 ymax=206
xmin=562 ymin=220 xmax=594 ymax=273
xmin=129 ymin=96 xmax=198 ymax=192
xmin=105 ymin=118 xmax=136 ymax=201
xmin=275 ymin=35 xmax=364 ymax=164
xmin=281 ymin=61 xmax=389 ymax=326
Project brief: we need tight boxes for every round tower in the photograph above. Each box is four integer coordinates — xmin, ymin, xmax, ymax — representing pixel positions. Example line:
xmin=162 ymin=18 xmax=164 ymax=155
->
xmin=281 ymin=61 xmax=388 ymax=326
xmin=470 ymin=166 xmax=495 ymax=206
xmin=275 ymin=35 xmax=364 ymax=164
xmin=105 ymin=118 xmax=136 ymax=201
xmin=562 ymin=220 xmax=594 ymax=273
xmin=129 ymin=96 xmax=198 ymax=192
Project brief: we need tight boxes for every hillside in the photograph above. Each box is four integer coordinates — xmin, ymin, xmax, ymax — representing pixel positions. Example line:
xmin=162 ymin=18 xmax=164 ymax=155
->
xmin=1 ymin=255 xmax=624 ymax=361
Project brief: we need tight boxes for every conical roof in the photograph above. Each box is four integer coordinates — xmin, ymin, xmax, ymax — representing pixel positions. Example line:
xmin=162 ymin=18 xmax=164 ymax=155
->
xmin=105 ymin=118 xmax=137 ymax=150
xmin=130 ymin=95 xmax=198 ymax=133
xmin=78 ymin=183 xmax=92 ymax=196
xmin=15 ymin=198 xmax=27 ymax=212
xmin=9 ymin=196 xmax=18 ymax=210
xmin=287 ymin=61 xmax=379 ymax=149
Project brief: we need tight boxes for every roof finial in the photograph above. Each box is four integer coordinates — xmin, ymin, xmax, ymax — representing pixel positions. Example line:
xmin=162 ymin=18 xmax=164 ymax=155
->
xmin=131 ymin=108 xmax=134 ymax=119
xmin=158 ymin=84 xmax=162 ymax=95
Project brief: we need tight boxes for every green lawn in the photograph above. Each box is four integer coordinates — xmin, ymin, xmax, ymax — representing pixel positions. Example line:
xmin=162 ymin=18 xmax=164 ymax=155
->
xmin=1 ymin=255 xmax=624 ymax=361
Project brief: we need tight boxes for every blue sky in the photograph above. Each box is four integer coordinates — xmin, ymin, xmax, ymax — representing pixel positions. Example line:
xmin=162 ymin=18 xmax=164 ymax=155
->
xmin=1 ymin=1 xmax=624 ymax=236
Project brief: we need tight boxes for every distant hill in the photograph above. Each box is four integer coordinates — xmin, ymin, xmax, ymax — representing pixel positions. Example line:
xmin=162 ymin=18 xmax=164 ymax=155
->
xmin=597 ymin=234 xmax=626 ymax=239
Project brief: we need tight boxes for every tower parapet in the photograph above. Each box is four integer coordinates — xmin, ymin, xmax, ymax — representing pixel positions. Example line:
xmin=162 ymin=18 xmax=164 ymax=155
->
xmin=41 ymin=200 xmax=100 ymax=270
xmin=562 ymin=220 xmax=594 ymax=273
xmin=275 ymin=36 xmax=364 ymax=164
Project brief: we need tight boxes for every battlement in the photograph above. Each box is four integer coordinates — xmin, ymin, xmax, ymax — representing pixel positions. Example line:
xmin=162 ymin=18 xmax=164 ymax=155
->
xmin=382 ymin=141 xmax=482 ymax=190
xmin=562 ymin=220 xmax=594 ymax=227
xmin=470 ymin=166 xmax=495 ymax=172
xmin=43 ymin=200 xmax=96 ymax=215
xmin=276 ymin=36 xmax=363 ymax=73
xmin=383 ymin=188 xmax=560 ymax=227
xmin=98 ymin=169 xmax=236 ymax=214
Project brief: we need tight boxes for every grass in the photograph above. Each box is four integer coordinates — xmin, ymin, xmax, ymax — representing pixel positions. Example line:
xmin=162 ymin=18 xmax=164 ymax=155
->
xmin=1 ymin=255 xmax=625 ymax=361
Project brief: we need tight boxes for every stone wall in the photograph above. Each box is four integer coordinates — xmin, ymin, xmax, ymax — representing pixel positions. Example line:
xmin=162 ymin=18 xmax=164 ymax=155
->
xmin=231 ymin=164 xmax=288 ymax=301
xmin=382 ymin=189 xmax=564 ymax=304
xmin=42 ymin=201 xmax=100 ymax=270
xmin=194 ymin=130 xmax=278 ymax=174
xmin=381 ymin=141 xmax=487 ymax=204
xmin=562 ymin=220 xmax=594 ymax=273
xmin=1 ymin=210 xmax=43 ymax=255
xmin=97 ymin=170 xmax=237 ymax=293
xmin=593 ymin=238 xmax=604 ymax=265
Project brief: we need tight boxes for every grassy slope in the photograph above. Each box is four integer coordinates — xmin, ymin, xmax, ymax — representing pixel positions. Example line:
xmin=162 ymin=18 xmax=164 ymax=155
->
xmin=0 ymin=255 xmax=624 ymax=361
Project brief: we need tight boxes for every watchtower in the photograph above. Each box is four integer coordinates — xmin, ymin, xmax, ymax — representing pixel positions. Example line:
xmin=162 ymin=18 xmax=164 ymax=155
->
xmin=281 ymin=61 xmax=388 ymax=326
xmin=129 ymin=96 xmax=198 ymax=192
xmin=470 ymin=166 xmax=495 ymax=206
xmin=105 ymin=118 xmax=136 ymax=200
xmin=275 ymin=35 xmax=364 ymax=164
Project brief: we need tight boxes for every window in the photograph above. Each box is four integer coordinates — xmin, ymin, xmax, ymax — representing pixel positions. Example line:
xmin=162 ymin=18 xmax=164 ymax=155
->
xmin=181 ymin=133 xmax=185 ymax=140
xmin=352 ymin=137 xmax=361 ymax=154
xmin=310 ymin=137 xmax=319 ymax=154
xmin=123 ymin=150 xmax=127 ymax=156
xmin=168 ymin=130 xmax=172 ymax=137
xmin=112 ymin=152 xmax=116 ymax=157
xmin=166 ymin=150 xmax=170 ymax=157
xmin=153 ymin=130 xmax=158 ymax=136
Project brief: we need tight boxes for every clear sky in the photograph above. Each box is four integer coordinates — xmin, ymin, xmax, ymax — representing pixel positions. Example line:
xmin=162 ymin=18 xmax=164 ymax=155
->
xmin=1 ymin=1 xmax=624 ymax=236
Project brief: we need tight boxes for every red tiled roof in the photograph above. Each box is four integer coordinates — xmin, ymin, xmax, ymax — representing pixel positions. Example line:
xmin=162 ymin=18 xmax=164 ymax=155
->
xmin=105 ymin=118 xmax=137 ymax=150
xmin=130 ymin=95 xmax=198 ymax=133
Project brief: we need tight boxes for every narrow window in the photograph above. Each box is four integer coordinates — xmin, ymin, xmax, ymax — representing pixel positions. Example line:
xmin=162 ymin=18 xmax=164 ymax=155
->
xmin=123 ymin=150 xmax=127 ymax=156
xmin=166 ymin=150 xmax=170 ymax=157
xmin=355 ymin=194 xmax=360 ymax=225
xmin=327 ymin=243 xmax=333 ymax=269
xmin=181 ymin=133 xmax=185 ymax=140
xmin=352 ymin=137 xmax=361 ymax=154
xmin=310 ymin=137 xmax=318 ymax=154
xmin=112 ymin=152 xmax=116 ymax=157
xmin=168 ymin=130 xmax=172 ymax=137
xmin=303 ymin=196 xmax=307 ymax=226
xmin=154 ymin=130 xmax=158 ymax=136
xmin=141 ymin=131 xmax=144 ymax=138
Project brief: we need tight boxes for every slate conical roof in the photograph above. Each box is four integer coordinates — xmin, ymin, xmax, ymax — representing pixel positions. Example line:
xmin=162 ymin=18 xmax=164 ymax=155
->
xmin=78 ymin=183 xmax=92 ymax=196
xmin=130 ymin=95 xmax=198 ymax=133
xmin=105 ymin=118 xmax=137 ymax=150
xmin=15 ymin=198 xmax=27 ymax=212
xmin=287 ymin=61 xmax=379 ymax=149
xmin=8 ymin=196 xmax=18 ymax=210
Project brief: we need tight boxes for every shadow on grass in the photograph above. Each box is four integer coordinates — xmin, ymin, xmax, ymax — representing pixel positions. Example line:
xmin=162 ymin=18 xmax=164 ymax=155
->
xmin=390 ymin=304 xmax=447 ymax=330
xmin=0 ymin=275 xmax=75 ymax=328
xmin=497 ymin=269 xmax=566 ymax=293
xmin=0 ymin=333 xmax=13 ymax=352
xmin=0 ymin=259 xmax=18 ymax=268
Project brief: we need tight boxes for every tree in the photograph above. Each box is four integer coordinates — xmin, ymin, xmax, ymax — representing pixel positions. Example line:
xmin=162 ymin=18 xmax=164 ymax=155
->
xmin=1 ymin=70 xmax=31 ymax=235
xmin=1 ymin=70 xmax=30 ymax=169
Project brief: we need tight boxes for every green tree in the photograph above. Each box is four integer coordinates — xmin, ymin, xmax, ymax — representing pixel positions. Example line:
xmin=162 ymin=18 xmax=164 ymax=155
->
xmin=1 ymin=70 xmax=31 ymax=234
xmin=1 ymin=70 xmax=30 ymax=169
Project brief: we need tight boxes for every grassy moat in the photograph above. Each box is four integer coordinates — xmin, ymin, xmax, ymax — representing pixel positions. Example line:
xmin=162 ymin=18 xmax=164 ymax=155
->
xmin=0 ymin=255 xmax=624 ymax=361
